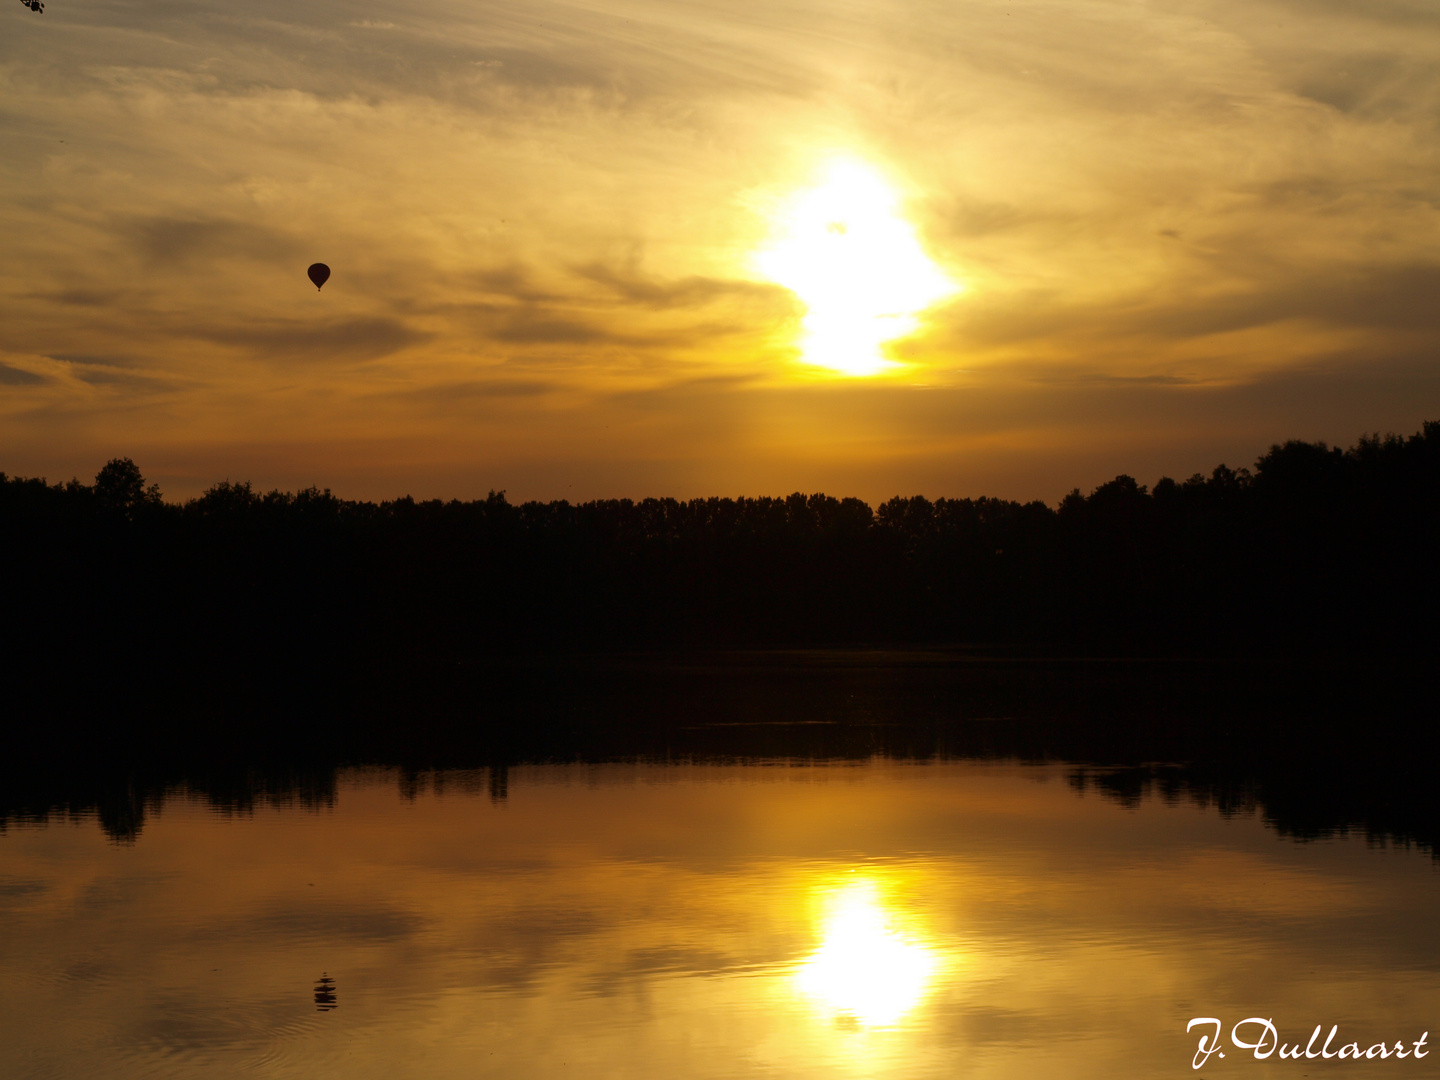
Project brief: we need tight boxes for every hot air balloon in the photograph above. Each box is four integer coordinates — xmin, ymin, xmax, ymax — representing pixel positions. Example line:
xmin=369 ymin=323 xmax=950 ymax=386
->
xmin=307 ymin=263 xmax=331 ymax=291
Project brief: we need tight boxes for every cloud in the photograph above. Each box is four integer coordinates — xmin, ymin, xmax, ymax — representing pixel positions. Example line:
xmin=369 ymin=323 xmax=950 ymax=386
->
xmin=1245 ymin=0 xmax=1440 ymax=30
xmin=0 ymin=363 xmax=45 ymax=386
xmin=71 ymin=369 xmax=177 ymax=391
xmin=48 ymin=352 xmax=143 ymax=368
xmin=487 ymin=311 xmax=613 ymax=346
xmin=432 ymin=261 xmax=794 ymax=355
xmin=199 ymin=317 xmax=429 ymax=362
xmin=1119 ymin=263 xmax=1440 ymax=341
xmin=124 ymin=216 xmax=304 ymax=267
xmin=399 ymin=378 xmax=555 ymax=403
xmin=37 ymin=288 xmax=127 ymax=307
xmin=574 ymin=261 xmax=792 ymax=311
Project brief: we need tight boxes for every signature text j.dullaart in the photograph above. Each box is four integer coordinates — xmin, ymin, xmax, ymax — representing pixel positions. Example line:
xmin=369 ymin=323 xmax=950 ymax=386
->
xmin=1189 ymin=1019 xmax=1430 ymax=1070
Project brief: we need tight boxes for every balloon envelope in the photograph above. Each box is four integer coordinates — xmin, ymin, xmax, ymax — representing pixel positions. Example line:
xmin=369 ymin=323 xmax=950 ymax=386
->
xmin=307 ymin=263 xmax=331 ymax=290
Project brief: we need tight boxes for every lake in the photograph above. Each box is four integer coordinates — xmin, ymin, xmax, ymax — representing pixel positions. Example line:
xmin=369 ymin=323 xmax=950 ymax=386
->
xmin=4 ymin=744 xmax=1438 ymax=1080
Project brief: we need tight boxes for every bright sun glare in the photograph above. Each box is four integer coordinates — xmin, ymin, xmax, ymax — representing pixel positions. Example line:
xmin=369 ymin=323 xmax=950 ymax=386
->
xmin=795 ymin=878 xmax=938 ymax=1028
xmin=756 ymin=159 xmax=959 ymax=377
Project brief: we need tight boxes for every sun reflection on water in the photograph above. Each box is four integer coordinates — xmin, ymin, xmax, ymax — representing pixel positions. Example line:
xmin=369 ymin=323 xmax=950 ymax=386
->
xmin=794 ymin=876 xmax=939 ymax=1029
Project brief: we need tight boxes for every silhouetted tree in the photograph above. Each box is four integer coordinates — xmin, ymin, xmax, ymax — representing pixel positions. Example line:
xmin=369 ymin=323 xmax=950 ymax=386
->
xmin=93 ymin=458 xmax=161 ymax=520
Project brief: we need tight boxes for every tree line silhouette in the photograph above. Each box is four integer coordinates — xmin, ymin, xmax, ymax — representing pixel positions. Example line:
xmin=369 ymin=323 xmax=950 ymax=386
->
xmin=3 ymin=422 xmax=1436 ymax=687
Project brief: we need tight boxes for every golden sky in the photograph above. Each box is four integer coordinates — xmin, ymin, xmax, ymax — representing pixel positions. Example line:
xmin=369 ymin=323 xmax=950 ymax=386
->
xmin=2 ymin=0 xmax=1438 ymax=501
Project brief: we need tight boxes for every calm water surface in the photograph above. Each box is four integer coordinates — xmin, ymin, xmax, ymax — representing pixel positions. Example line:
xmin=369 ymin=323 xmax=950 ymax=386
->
xmin=3 ymin=760 xmax=1437 ymax=1079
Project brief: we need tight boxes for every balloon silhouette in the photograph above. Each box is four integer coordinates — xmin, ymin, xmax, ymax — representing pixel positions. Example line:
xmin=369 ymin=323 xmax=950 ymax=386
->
xmin=307 ymin=263 xmax=331 ymax=291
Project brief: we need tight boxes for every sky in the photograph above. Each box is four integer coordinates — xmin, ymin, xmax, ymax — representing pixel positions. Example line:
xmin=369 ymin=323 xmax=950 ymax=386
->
xmin=2 ymin=0 xmax=1438 ymax=503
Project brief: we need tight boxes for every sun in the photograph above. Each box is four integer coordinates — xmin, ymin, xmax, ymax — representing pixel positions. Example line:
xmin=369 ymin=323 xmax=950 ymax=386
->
xmin=755 ymin=159 xmax=959 ymax=377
